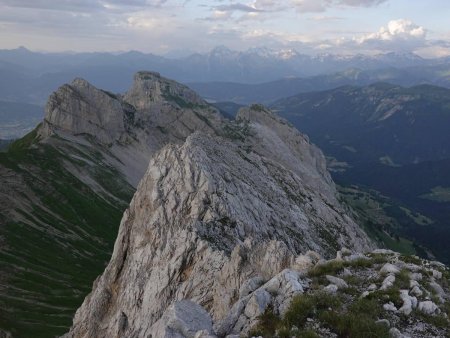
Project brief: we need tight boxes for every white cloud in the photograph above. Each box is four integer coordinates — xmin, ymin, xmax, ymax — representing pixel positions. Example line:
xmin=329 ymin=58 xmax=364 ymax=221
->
xmin=357 ymin=19 xmax=426 ymax=42
xmin=354 ymin=19 xmax=427 ymax=51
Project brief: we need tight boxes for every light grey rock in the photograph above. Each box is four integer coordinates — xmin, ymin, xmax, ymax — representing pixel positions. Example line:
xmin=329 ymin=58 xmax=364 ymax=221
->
xmin=325 ymin=275 xmax=348 ymax=289
xmin=360 ymin=291 xmax=370 ymax=298
xmin=429 ymin=281 xmax=446 ymax=303
xmin=342 ymin=268 xmax=352 ymax=277
xmin=431 ymin=269 xmax=443 ymax=279
xmin=380 ymin=275 xmax=396 ymax=290
xmin=409 ymin=272 xmax=422 ymax=281
xmin=383 ymin=302 xmax=397 ymax=312
xmin=372 ymin=249 xmax=396 ymax=255
xmin=376 ymin=319 xmax=390 ymax=327
xmin=0 ymin=329 xmax=12 ymax=338
xmin=42 ymin=78 xmax=126 ymax=145
xmin=368 ymin=283 xmax=377 ymax=291
xmin=40 ymin=72 xmax=224 ymax=187
xmin=293 ymin=251 xmax=320 ymax=271
xmin=152 ymin=300 xmax=215 ymax=338
xmin=389 ymin=328 xmax=411 ymax=338
xmin=239 ymin=276 xmax=264 ymax=298
xmin=398 ymin=290 xmax=417 ymax=316
xmin=410 ymin=285 xmax=423 ymax=297
xmin=324 ymin=284 xmax=338 ymax=294
xmin=380 ymin=263 xmax=400 ymax=275
xmin=194 ymin=330 xmax=217 ymax=338
xmin=214 ymin=298 xmax=249 ymax=337
xmin=244 ymin=289 xmax=272 ymax=319
xmin=418 ymin=301 xmax=438 ymax=315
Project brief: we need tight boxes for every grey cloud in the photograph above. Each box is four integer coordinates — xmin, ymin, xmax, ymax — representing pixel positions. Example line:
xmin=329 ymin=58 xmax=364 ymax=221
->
xmin=292 ymin=0 xmax=388 ymax=13
xmin=0 ymin=0 xmax=168 ymax=12
xmin=215 ymin=3 xmax=265 ymax=12
xmin=338 ymin=0 xmax=387 ymax=7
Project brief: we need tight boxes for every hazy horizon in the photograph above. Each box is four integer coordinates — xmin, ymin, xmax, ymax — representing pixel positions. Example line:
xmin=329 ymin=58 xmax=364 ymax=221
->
xmin=1 ymin=0 xmax=450 ymax=57
xmin=3 ymin=44 xmax=450 ymax=60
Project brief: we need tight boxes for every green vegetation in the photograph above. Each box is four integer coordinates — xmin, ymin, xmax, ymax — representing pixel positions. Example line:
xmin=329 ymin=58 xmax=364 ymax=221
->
xmin=222 ymin=120 xmax=253 ymax=141
xmin=308 ymin=254 xmax=389 ymax=279
xmin=7 ymin=123 xmax=41 ymax=152
xmin=250 ymin=103 xmax=266 ymax=112
xmin=0 ymin=132 xmax=134 ymax=338
xmin=399 ymin=207 xmax=433 ymax=226
xmin=250 ymin=292 xmax=390 ymax=338
xmin=338 ymin=185 xmax=417 ymax=255
xmin=420 ymin=186 xmax=450 ymax=203
xmin=379 ymin=155 xmax=401 ymax=167
xmin=308 ymin=260 xmax=344 ymax=277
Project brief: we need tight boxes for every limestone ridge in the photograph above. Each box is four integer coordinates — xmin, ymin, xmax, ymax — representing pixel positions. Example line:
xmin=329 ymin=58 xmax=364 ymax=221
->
xmin=40 ymin=71 xmax=224 ymax=186
xmin=64 ymin=102 xmax=373 ymax=337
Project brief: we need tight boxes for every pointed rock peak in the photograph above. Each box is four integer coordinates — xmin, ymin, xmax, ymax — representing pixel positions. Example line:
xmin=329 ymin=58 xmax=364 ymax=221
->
xmin=40 ymin=78 xmax=125 ymax=143
xmin=71 ymin=77 xmax=93 ymax=89
xmin=134 ymin=71 xmax=161 ymax=82
xmin=125 ymin=70 xmax=205 ymax=110
xmin=236 ymin=104 xmax=292 ymax=129
xmin=235 ymin=104 xmax=333 ymax=192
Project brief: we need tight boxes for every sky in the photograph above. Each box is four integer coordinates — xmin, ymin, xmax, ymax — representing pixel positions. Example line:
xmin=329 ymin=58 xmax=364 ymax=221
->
xmin=0 ymin=0 xmax=449 ymax=57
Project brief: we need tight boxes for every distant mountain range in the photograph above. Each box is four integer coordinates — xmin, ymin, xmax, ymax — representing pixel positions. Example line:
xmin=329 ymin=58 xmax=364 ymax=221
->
xmin=190 ymin=65 xmax=450 ymax=104
xmin=0 ymin=100 xmax=43 ymax=139
xmin=1 ymin=46 xmax=450 ymax=105
xmin=270 ymin=83 xmax=450 ymax=263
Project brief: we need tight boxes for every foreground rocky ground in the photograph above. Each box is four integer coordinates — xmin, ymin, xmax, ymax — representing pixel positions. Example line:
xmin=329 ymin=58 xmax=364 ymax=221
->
xmin=145 ymin=249 xmax=449 ymax=338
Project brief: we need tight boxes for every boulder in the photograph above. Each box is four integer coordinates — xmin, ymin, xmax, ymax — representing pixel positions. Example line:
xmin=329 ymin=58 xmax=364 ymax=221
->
xmin=418 ymin=301 xmax=439 ymax=315
xmin=152 ymin=300 xmax=215 ymax=338
xmin=325 ymin=275 xmax=348 ymax=289
xmin=380 ymin=263 xmax=400 ymax=275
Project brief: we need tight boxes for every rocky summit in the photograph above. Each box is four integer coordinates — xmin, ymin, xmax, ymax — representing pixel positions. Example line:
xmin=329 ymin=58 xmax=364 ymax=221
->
xmin=63 ymin=96 xmax=374 ymax=336
xmin=40 ymin=71 xmax=224 ymax=187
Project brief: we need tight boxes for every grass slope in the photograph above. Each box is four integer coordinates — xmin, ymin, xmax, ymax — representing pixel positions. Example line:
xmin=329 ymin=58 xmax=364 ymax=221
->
xmin=0 ymin=129 xmax=134 ymax=337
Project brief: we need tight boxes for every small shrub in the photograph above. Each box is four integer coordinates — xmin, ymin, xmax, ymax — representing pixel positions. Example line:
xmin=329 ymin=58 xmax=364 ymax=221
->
xmin=294 ymin=329 xmax=321 ymax=338
xmin=368 ymin=253 xmax=390 ymax=265
xmin=348 ymin=297 xmax=382 ymax=319
xmin=367 ymin=287 xmax=402 ymax=308
xmin=415 ymin=312 xmax=449 ymax=329
xmin=400 ymin=255 xmax=422 ymax=265
xmin=395 ymin=269 xmax=411 ymax=289
xmin=248 ymin=307 xmax=282 ymax=337
xmin=284 ymin=292 xmax=341 ymax=327
xmin=309 ymin=260 xmax=344 ymax=277
xmin=320 ymin=311 xmax=390 ymax=338
xmin=347 ymin=258 xmax=374 ymax=269
xmin=343 ymin=274 xmax=361 ymax=285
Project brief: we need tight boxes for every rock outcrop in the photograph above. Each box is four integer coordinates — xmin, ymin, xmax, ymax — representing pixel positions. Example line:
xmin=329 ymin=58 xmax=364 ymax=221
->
xmin=64 ymin=103 xmax=373 ymax=337
xmin=40 ymin=71 xmax=224 ymax=186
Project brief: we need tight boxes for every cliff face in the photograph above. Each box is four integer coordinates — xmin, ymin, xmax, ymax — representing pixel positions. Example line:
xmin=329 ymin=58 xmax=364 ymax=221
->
xmin=64 ymin=104 xmax=373 ymax=337
xmin=40 ymin=71 xmax=224 ymax=187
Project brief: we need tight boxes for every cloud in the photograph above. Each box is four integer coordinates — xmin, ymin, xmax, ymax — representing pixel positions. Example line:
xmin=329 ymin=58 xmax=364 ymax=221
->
xmin=0 ymin=0 xmax=168 ymax=12
xmin=354 ymin=19 xmax=427 ymax=50
xmin=291 ymin=0 xmax=387 ymax=13
xmin=215 ymin=3 xmax=264 ymax=13
xmin=309 ymin=15 xmax=344 ymax=21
